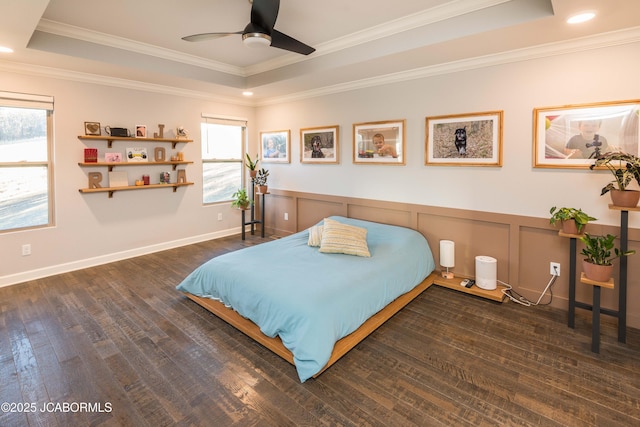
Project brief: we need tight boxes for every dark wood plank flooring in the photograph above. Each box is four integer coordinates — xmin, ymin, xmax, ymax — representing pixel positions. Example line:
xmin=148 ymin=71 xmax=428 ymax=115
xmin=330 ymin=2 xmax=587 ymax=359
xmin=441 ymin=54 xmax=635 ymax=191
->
xmin=1 ymin=233 xmax=639 ymax=426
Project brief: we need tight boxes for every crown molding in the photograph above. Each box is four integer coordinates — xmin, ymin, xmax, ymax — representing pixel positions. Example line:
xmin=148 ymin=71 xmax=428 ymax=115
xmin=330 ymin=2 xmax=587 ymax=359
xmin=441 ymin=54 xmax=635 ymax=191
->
xmin=244 ymin=0 xmax=510 ymax=76
xmin=3 ymin=26 xmax=639 ymax=108
xmin=257 ymin=26 xmax=640 ymax=106
xmin=36 ymin=19 xmax=247 ymax=77
xmin=0 ymin=60 xmax=254 ymax=106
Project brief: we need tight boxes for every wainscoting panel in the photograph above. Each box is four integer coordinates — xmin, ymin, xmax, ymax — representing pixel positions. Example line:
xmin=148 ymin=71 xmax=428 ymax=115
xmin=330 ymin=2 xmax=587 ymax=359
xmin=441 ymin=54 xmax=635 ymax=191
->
xmin=265 ymin=189 xmax=640 ymax=329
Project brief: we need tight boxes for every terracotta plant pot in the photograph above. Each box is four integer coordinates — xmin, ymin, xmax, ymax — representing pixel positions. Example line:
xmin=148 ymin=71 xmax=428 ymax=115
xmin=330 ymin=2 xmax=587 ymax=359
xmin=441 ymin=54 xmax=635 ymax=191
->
xmin=582 ymin=260 xmax=613 ymax=282
xmin=249 ymin=170 xmax=258 ymax=179
xmin=257 ymin=185 xmax=268 ymax=194
xmin=561 ymin=220 xmax=584 ymax=235
xmin=610 ymin=189 xmax=640 ymax=208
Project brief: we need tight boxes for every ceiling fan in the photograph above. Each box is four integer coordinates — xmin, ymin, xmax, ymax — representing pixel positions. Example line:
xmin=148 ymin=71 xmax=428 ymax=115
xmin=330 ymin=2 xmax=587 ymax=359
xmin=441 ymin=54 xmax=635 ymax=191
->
xmin=182 ymin=0 xmax=315 ymax=55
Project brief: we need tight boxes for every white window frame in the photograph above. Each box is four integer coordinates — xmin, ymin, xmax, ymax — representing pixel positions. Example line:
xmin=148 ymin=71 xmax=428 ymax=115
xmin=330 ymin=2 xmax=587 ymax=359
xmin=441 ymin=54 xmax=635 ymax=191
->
xmin=201 ymin=114 xmax=247 ymax=205
xmin=0 ymin=91 xmax=54 ymax=233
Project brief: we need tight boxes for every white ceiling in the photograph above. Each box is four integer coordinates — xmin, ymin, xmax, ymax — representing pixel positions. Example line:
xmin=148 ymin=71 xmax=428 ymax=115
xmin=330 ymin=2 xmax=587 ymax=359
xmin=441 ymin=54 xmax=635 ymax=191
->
xmin=1 ymin=0 xmax=639 ymax=104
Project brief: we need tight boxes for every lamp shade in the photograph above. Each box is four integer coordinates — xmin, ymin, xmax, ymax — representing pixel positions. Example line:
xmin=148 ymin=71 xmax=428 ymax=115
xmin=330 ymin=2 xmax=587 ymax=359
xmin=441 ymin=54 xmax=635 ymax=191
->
xmin=439 ymin=240 xmax=455 ymax=268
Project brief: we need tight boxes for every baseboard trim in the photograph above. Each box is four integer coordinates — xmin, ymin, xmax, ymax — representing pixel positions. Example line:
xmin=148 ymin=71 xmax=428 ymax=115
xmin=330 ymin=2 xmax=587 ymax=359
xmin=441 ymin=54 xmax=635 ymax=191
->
xmin=0 ymin=227 xmax=241 ymax=288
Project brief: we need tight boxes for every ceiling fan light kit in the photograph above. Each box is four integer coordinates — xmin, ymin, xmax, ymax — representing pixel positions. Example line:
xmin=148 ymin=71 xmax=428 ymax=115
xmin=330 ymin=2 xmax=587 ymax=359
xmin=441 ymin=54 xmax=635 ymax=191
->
xmin=242 ymin=33 xmax=272 ymax=48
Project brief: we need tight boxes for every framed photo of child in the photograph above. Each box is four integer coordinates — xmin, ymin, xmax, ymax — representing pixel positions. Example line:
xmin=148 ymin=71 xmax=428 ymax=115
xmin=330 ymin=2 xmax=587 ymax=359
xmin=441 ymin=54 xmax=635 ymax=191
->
xmin=260 ymin=130 xmax=290 ymax=163
xmin=353 ymin=120 xmax=405 ymax=165
xmin=533 ymin=100 xmax=640 ymax=169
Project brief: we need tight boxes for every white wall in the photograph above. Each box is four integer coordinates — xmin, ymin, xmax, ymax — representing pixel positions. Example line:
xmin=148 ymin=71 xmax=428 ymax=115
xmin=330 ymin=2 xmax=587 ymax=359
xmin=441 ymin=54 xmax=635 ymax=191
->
xmin=2 ymin=39 xmax=639 ymax=286
xmin=255 ymin=41 xmax=640 ymax=230
xmin=0 ymin=72 xmax=255 ymax=285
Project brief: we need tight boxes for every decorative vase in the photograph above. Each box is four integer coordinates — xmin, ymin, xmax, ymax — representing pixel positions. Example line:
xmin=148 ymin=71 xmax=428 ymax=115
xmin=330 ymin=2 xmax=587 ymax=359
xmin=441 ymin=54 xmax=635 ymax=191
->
xmin=582 ymin=260 xmax=613 ymax=282
xmin=561 ymin=220 xmax=583 ymax=235
xmin=610 ymin=189 xmax=640 ymax=208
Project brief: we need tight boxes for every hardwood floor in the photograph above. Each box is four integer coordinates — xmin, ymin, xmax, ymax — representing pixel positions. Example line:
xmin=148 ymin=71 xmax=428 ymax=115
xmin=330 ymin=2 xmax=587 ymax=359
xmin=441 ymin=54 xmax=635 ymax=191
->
xmin=1 ymin=233 xmax=639 ymax=426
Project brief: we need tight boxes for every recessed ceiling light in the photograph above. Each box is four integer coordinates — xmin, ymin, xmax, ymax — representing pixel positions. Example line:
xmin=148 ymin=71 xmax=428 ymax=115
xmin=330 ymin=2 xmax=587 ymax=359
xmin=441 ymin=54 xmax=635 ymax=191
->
xmin=242 ymin=91 xmax=254 ymax=96
xmin=0 ymin=46 xmax=14 ymax=53
xmin=567 ymin=12 xmax=596 ymax=24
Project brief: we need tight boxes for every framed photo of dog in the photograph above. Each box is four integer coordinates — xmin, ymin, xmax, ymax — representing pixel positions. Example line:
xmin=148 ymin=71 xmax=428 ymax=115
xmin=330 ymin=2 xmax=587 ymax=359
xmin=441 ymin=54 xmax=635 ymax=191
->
xmin=425 ymin=111 xmax=503 ymax=167
xmin=533 ymin=100 xmax=640 ymax=169
xmin=353 ymin=120 xmax=405 ymax=165
xmin=300 ymin=125 xmax=339 ymax=164
xmin=261 ymin=130 xmax=291 ymax=163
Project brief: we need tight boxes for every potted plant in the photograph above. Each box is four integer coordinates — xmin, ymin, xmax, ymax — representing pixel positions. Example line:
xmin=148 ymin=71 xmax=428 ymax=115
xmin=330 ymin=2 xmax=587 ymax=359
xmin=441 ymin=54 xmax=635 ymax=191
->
xmin=549 ymin=206 xmax=597 ymax=235
xmin=230 ymin=188 xmax=252 ymax=210
xmin=590 ymin=152 xmax=640 ymax=207
xmin=254 ymin=168 xmax=269 ymax=193
xmin=254 ymin=168 xmax=269 ymax=194
xmin=245 ymin=153 xmax=259 ymax=179
xmin=579 ymin=233 xmax=635 ymax=282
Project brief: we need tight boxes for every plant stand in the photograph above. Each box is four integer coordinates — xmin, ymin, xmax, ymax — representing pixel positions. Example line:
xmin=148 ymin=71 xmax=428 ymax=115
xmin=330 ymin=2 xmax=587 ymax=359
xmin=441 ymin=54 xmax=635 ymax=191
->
xmin=562 ymin=204 xmax=638 ymax=352
xmin=241 ymin=180 xmax=267 ymax=240
xmin=579 ymin=273 xmax=615 ymax=353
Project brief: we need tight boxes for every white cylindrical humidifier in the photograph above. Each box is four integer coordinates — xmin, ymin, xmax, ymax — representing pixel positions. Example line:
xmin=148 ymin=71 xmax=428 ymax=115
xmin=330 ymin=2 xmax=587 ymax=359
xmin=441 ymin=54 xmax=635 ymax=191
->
xmin=475 ymin=256 xmax=497 ymax=290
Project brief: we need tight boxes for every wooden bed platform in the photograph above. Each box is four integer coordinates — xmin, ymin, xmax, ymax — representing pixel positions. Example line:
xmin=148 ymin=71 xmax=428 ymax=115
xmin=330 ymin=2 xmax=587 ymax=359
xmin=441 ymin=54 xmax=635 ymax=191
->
xmin=183 ymin=272 xmax=438 ymax=378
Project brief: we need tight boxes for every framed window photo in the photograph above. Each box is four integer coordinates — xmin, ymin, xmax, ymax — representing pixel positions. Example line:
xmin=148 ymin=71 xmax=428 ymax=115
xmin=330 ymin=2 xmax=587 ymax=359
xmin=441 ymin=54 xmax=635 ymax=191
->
xmin=84 ymin=121 xmax=101 ymax=136
xmin=353 ymin=120 xmax=405 ymax=165
xmin=135 ymin=125 xmax=147 ymax=138
xmin=534 ymin=100 xmax=640 ymax=169
xmin=261 ymin=130 xmax=290 ymax=163
xmin=300 ymin=125 xmax=339 ymax=164
xmin=425 ymin=111 xmax=503 ymax=167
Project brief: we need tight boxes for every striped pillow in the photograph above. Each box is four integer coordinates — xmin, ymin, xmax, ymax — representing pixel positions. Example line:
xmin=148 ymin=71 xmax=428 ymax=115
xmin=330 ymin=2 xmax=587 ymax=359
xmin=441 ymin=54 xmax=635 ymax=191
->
xmin=307 ymin=225 xmax=323 ymax=247
xmin=318 ymin=218 xmax=370 ymax=257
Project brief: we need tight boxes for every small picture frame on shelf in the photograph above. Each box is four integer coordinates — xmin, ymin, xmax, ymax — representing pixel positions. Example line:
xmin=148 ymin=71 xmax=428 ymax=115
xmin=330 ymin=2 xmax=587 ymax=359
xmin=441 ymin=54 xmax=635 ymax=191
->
xmin=135 ymin=125 xmax=147 ymax=138
xmin=84 ymin=121 xmax=101 ymax=136
xmin=104 ymin=152 xmax=122 ymax=162
xmin=160 ymin=171 xmax=171 ymax=184
xmin=126 ymin=147 xmax=148 ymax=162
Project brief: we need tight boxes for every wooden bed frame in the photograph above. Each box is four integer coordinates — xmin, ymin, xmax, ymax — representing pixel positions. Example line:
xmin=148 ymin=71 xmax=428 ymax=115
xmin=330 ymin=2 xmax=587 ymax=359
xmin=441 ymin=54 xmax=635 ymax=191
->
xmin=183 ymin=272 xmax=438 ymax=378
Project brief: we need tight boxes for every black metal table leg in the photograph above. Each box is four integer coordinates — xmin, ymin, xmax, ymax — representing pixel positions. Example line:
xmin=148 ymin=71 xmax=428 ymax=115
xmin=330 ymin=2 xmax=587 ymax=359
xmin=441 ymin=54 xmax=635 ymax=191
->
xmin=592 ymin=286 xmax=601 ymax=353
xmin=568 ymin=237 xmax=577 ymax=328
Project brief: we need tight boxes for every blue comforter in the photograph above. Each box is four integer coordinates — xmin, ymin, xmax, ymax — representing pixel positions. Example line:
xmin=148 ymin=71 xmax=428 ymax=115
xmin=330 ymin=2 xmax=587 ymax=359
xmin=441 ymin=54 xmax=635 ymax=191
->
xmin=176 ymin=216 xmax=434 ymax=382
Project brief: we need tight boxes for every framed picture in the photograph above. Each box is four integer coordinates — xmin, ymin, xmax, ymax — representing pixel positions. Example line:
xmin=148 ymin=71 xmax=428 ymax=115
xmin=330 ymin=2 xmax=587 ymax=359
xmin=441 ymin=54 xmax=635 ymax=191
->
xmin=135 ymin=125 xmax=147 ymax=138
xmin=126 ymin=147 xmax=148 ymax=162
xmin=353 ymin=120 xmax=405 ymax=165
xmin=534 ymin=100 xmax=640 ymax=169
xmin=104 ymin=152 xmax=122 ymax=162
xmin=260 ymin=130 xmax=290 ymax=163
xmin=84 ymin=121 xmax=101 ymax=136
xmin=300 ymin=125 xmax=339 ymax=164
xmin=425 ymin=111 xmax=503 ymax=166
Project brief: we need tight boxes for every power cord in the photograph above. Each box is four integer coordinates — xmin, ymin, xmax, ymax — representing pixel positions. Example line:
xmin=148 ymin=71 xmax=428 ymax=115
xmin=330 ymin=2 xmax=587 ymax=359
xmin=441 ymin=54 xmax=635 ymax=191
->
xmin=501 ymin=273 xmax=558 ymax=307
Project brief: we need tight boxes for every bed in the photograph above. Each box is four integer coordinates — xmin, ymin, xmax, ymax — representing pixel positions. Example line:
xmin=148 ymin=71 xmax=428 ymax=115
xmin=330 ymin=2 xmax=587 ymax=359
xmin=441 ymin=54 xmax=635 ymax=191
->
xmin=176 ymin=216 xmax=435 ymax=382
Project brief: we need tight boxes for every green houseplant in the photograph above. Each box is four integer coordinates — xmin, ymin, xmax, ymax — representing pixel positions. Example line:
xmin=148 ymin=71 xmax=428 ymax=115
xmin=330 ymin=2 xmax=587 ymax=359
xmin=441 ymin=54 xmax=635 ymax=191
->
xmin=245 ymin=153 xmax=260 ymax=179
xmin=549 ymin=206 xmax=596 ymax=234
xmin=579 ymin=233 xmax=635 ymax=282
xmin=230 ymin=188 xmax=252 ymax=210
xmin=254 ymin=168 xmax=269 ymax=194
xmin=590 ymin=152 xmax=640 ymax=207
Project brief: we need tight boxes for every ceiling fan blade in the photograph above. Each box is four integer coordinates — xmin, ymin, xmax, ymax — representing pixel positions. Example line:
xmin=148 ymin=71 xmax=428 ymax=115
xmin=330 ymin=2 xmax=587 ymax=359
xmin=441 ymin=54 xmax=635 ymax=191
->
xmin=182 ymin=31 xmax=242 ymax=42
xmin=251 ymin=0 xmax=279 ymax=33
xmin=270 ymin=29 xmax=315 ymax=55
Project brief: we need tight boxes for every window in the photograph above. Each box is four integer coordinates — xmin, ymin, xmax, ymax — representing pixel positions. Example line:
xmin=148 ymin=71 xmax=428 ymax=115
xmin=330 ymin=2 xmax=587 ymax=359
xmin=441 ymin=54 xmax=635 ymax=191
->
xmin=201 ymin=115 xmax=246 ymax=204
xmin=0 ymin=92 xmax=54 ymax=233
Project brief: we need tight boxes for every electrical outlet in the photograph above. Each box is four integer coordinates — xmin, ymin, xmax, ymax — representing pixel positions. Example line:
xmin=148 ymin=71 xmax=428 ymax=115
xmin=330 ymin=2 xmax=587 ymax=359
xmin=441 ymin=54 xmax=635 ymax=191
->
xmin=550 ymin=262 xmax=560 ymax=276
xmin=284 ymin=212 xmax=288 ymax=221
xmin=217 ymin=213 xmax=223 ymax=221
xmin=22 ymin=244 xmax=31 ymax=256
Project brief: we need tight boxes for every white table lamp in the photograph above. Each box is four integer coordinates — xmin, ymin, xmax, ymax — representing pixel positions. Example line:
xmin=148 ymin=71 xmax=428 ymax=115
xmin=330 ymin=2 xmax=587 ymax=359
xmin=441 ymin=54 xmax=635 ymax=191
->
xmin=440 ymin=240 xmax=455 ymax=279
